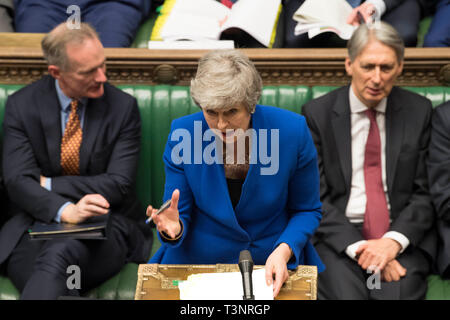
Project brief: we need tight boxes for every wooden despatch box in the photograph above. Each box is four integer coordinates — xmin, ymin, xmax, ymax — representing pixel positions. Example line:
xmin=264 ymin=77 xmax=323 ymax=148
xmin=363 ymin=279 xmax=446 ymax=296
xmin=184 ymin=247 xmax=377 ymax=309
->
xmin=135 ymin=264 xmax=317 ymax=300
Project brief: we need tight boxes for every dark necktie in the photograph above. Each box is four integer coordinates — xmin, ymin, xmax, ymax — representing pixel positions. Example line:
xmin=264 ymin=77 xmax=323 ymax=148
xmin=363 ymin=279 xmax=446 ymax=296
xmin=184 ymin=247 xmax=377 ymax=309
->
xmin=60 ymin=100 xmax=82 ymax=175
xmin=362 ymin=109 xmax=390 ymax=239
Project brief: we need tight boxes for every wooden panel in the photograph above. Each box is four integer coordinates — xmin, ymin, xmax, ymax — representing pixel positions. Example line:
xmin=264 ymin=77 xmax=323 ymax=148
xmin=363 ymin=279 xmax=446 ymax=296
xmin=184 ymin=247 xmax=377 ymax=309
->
xmin=135 ymin=264 xmax=318 ymax=300
xmin=0 ymin=33 xmax=45 ymax=47
xmin=0 ymin=46 xmax=449 ymax=86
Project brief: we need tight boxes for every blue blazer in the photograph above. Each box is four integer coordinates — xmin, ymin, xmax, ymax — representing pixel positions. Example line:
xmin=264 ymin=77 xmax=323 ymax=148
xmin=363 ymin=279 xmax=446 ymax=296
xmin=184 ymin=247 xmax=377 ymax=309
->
xmin=150 ymin=105 xmax=325 ymax=272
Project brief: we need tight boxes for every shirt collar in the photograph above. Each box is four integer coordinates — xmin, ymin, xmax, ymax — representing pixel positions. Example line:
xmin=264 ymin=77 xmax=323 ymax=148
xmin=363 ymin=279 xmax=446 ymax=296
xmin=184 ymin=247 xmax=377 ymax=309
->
xmin=55 ymin=79 xmax=87 ymax=112
xmin=349 ymin=85 xmax=387 ymax=115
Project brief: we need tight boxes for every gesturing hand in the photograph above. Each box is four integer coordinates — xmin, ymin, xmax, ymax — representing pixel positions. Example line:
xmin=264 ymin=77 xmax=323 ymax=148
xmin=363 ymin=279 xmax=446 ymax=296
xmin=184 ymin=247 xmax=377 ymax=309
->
xmin=146 ymin=189 xmax=181 ymax=239
xmin=61 ymin=194 xmax=110 ymax=224
xmin=265 ymin=243 xmax=292 ymax=298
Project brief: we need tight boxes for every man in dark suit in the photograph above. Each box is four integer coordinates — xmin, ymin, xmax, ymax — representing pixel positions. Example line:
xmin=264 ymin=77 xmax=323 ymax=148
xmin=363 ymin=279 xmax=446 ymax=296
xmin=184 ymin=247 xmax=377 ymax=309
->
xmin=302 ymin=22 xmax=435 ymax=299
xmin=0 ymin=22 xmax=152 ymax=299
xmin=428 ymin=101 xmax=450 ymax=277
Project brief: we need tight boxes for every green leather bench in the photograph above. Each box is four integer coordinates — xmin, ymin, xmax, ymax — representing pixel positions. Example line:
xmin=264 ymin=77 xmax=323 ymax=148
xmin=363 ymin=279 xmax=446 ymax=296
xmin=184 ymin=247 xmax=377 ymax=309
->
xmin=0 ymin=84 xmax=449 ymax=300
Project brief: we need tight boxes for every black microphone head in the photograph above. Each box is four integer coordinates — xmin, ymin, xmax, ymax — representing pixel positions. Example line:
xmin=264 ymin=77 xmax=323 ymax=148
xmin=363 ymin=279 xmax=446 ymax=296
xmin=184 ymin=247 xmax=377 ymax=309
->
xmin=238 ymin=250 xmax=255 ymax=300
xmin=239 ymin=250 xmax=253 ymax=264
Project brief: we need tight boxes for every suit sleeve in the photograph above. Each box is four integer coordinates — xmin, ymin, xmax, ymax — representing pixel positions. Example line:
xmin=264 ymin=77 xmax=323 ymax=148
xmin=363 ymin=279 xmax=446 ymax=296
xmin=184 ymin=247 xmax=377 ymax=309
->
xmin=302 ymin=103 xmax=364 ymax=254
xmin=389 ymin=102 xmax=435 ymax=247
xmin=50 ymin=97 xmax=141 ymax=208
xmin=2 ymin=96 xmax=70 ymax=223
xmin=428 ymin=103 xmax=450 ymax=222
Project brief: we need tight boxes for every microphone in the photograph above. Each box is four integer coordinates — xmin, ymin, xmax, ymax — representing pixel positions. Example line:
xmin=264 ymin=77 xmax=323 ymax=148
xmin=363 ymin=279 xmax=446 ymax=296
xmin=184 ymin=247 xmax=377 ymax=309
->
xmin=238 ymin=250 xmax=255 ymax=300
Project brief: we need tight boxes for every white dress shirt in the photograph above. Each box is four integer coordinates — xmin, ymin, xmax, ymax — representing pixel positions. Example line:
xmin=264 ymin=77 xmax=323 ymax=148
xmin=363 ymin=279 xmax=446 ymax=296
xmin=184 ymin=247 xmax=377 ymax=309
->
xmin=345 ymin=86 xmax=409 ymax=260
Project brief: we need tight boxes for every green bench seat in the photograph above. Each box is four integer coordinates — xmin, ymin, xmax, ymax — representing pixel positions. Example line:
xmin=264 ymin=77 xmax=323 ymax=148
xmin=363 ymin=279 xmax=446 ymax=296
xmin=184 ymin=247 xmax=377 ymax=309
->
xmin=0 ymin=84 xmax=449 ymax=300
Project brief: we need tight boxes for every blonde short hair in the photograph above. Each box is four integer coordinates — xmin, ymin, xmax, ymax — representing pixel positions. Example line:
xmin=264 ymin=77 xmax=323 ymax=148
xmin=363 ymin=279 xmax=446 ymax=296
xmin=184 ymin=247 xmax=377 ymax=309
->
xmin=190 ymin=50 xmax=262 ymax=113
xmin=41 ymin=22 xmax=100 ymax=71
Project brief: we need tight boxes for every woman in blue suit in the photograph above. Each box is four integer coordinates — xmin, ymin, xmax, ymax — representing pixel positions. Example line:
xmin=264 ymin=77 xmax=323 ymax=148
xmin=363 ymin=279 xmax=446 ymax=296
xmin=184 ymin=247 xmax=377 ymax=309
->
xmin=147 ymin=50 xmax=324 ymax=297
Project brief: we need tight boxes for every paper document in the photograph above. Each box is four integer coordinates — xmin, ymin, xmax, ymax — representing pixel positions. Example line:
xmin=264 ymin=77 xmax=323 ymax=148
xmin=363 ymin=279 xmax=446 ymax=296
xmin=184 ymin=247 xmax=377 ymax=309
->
xmin=178 ymin=268 xmax=274 ymax=300
xmin=148 ymin=40 xmax=235 ymax=50
xmin=293 ymin=0 xmax=356 ymax=40
xmin=155 ymin=0 xmax=281 ymax=47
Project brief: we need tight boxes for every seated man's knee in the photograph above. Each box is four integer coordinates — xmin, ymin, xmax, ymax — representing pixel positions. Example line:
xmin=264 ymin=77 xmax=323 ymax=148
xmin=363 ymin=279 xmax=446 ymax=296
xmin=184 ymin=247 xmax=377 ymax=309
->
xmin=33 ymin=240 xmax=87 ymax=275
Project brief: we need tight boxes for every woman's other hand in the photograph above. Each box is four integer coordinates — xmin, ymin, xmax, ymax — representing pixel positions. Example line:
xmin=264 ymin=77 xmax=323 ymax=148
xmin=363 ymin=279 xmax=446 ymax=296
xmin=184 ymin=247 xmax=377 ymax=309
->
xmin=265 ymin=243 xmax=292 ymax=298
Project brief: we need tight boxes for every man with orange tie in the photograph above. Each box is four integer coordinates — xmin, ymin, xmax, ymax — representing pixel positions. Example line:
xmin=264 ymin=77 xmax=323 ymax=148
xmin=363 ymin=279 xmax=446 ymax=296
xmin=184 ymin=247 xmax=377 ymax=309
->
xmin=0 ymin=22 xmax=152 ymax=299
xmin=302 ymin=22 xmax=436 ymax=299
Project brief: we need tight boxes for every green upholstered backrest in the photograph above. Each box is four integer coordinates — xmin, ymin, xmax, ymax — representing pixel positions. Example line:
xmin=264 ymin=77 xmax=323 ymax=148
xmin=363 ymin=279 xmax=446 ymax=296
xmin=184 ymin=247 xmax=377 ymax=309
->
xmin=117 ymin=85 xmax=313 ymax=208
xmin=130 ymin=11 xmax=158 ymax=48
xmin=0 ymin=84 xmax=449 ymax=208
xmin=0 ymin=85 xmax=22 ymax=158
xmin=403 ymin=86 xmax=450 ymax=108
xmin=0 ymin=83 xmax=449 ymax=300
xmin=117 ymin=85 xmax=199 ymax=208
xmin=0 ymin=274 xmax=19 ymax=300
xmin=417 ymin=16 xmax=433 ymax=48
xmin=260 ymin=86 xmax=311 ymax=114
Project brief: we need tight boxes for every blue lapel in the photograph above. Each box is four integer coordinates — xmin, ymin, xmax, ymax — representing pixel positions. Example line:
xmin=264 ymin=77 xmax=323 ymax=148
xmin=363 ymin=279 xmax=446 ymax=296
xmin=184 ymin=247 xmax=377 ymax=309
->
xmin=234 ymin=107 xmax=261 ymax=214
xmin=196 ymin=109 xmax=263 ymax=238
